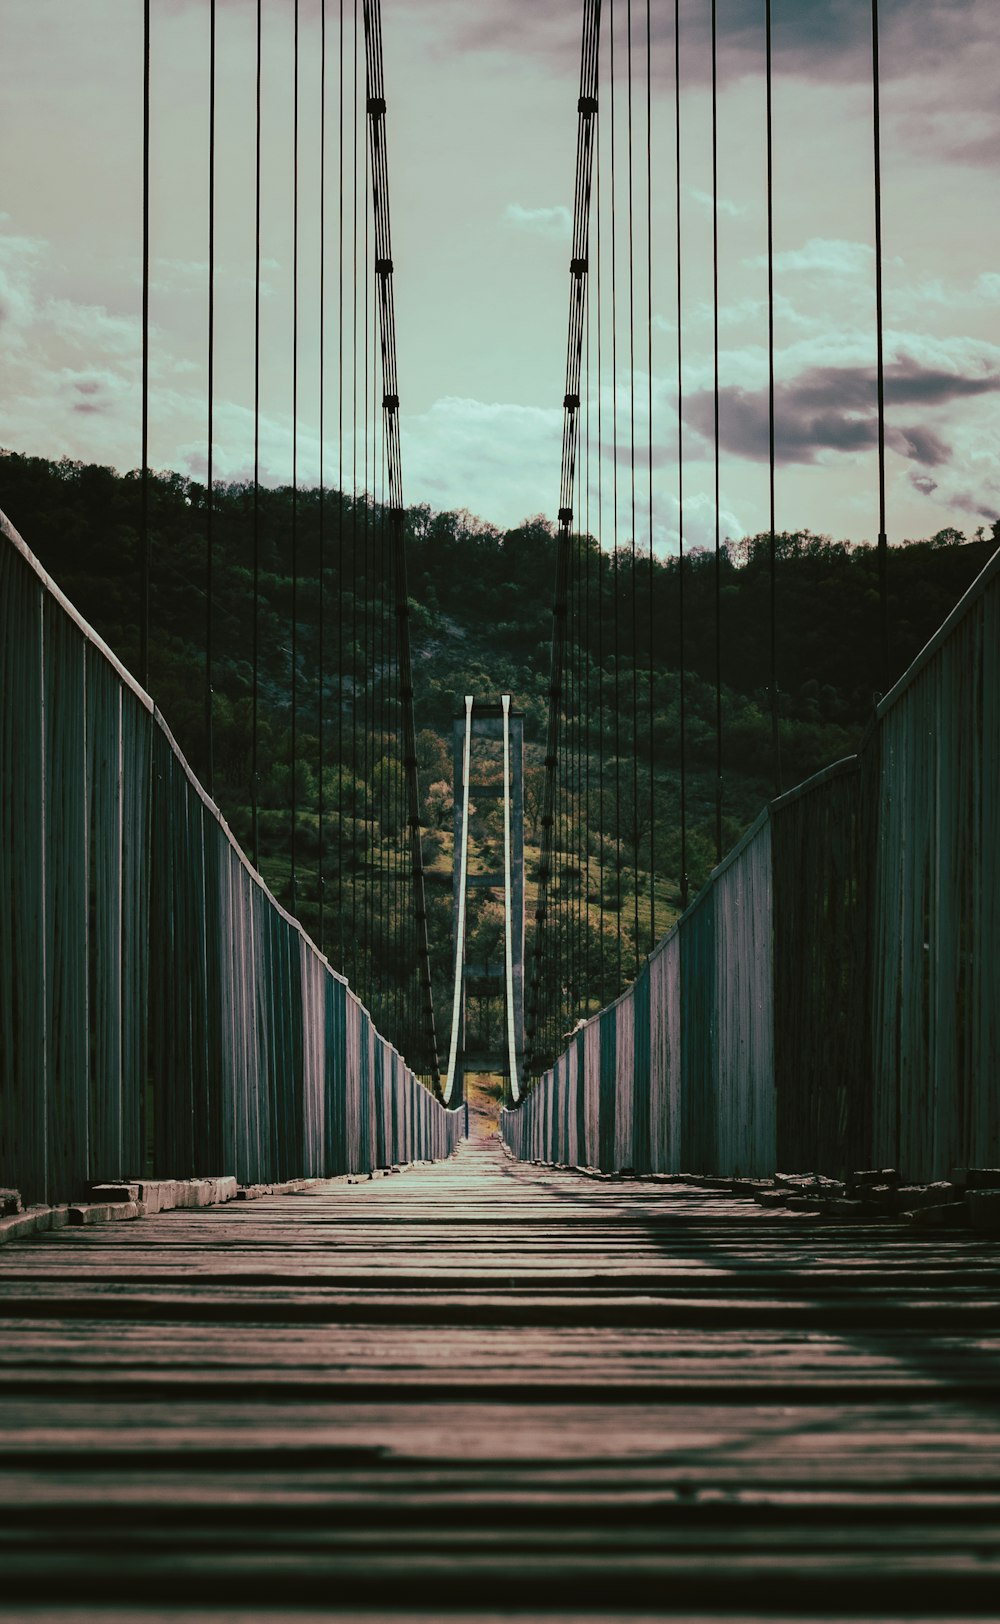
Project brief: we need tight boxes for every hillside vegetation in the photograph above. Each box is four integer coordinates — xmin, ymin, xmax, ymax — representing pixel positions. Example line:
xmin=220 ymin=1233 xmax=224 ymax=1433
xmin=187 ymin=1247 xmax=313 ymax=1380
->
xmin=3 ymin=448 xmax=995 ymax=1057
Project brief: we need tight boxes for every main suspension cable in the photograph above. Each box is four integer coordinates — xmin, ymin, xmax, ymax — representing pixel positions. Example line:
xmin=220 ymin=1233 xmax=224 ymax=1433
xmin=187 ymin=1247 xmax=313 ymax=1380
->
xmin=140 ymin=0 xmax=150 ymax=689
xmin=251 ymin=0 xmax=262 ymax=870
xmin=872 ymin=0 xmax=889 ymax=691
xmin=318 ymin=0 xmax=328 ymax=949
xmin=364 ymin=0 xmax=441 ymax=1084
xmin=205 ymin=0 xmax=216 ymax=795
xmin=674 ymin=0 xmax=688 ymax=910
xmin=290 ymin=0 xmax=302 ymax=909
xmin=444 ymin=695 xmax=474 ymax=1105
xmin=525 ymin=0 xmax=602 ymax=1078
xmin=765 ymin=0 xmax=782 ymax=795
xmin=712 ymin=0 xmax=723 ymax=865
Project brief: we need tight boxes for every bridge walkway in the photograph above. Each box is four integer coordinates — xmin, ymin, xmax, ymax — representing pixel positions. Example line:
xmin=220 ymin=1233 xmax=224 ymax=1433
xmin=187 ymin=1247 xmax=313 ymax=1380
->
xmin=1 ymin=1134 xmax=999 ymax=1618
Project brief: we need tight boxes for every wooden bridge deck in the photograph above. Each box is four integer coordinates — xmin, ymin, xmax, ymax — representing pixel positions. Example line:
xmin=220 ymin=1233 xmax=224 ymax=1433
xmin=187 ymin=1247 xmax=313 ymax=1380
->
xmin=2 ymin=1134 xmax=1000 ymax=1621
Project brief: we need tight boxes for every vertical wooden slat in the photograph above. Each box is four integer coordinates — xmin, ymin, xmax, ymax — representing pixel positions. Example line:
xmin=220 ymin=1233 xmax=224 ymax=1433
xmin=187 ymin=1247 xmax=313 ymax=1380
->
xmin=120 ymin=686 xmax=152 ymax=1179
xmin=1 ymin=550 xmax=48 ymax=1204
xmin=86 ymin=653 xmax=123 ymax=1181
xmin=42 ymin=602 xmax=89 ymax=1199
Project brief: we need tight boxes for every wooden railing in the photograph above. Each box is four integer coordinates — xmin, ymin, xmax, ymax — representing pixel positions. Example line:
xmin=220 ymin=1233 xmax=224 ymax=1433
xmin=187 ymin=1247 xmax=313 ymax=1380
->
xmin=504 ymin=546 xmax=1000 ymax=1183
xmin=0 ymin=513 xmax=462 ymax=1207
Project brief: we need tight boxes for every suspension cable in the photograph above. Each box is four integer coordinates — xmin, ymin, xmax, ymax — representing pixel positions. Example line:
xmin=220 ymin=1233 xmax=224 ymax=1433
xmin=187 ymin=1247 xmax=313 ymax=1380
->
xmin=524 ymin=0 xmax=602 ymax=1079
xmin=318 ymin=0 xmax=327 ymax=949
xmin=444 ymin=695 xmax=474 ymax=1105
xmin=205 ymin=0 xmax=216 ymax=795
xmin=674 ymin=0 xmax=688 ymax=910
xmin=140 ymin=0 xmax=150 ymax=689
xmin=765 ymin=0 xmax=782 ymax=795
xmin=872 ymin=0 xmax=889 ymax=691
xmin=252 ymin=0 xmax=262 ymax=869
xmin=501 ymin=696 xmax=521 ymax=1102
xmin=645 ymin=0 xmax=655 ymax=946
xmin=627 ymin=0 xmax=640 ymax=976
xmin=363 ymin=0 xmax=440 ymax=1084
xmin=336 ymin=0 xmax=345 ymax=966
xmin=290 ymin=0 xmax=300 ymax=909
xmin=609 ymin=0 xmax=622 ymax=992
xmin=712 ymin=0 xmax=723 ymax=864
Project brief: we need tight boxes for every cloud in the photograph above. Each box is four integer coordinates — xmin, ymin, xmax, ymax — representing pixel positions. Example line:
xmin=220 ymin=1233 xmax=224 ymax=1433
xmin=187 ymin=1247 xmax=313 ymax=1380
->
xmin=684 ymin=354 xmax=1000 ymax=469
xmin=688 ymin=188 xmax=744 ymax=221
xmin=401 ymin=396 xmax=563 ymax=529
xmin=504 ymin=202 xmax=572 ymax=241
xmin=747 ymin=238 xmax=874 ymax=278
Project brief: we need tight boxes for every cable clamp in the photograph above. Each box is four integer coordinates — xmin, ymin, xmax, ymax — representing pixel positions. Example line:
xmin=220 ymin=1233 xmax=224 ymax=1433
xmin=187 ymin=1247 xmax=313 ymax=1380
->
xmin=578 ymin=95 xmax=598 ymax=116
xmin=367 ymin=95 xmax=387 ymax=117
xmin=563 ymin=393 xmax=580 ymax=410
xmin=570 ymin=256 xmax=587 ymax=277
xmin=375 ymin=257 xmax=394 ymax=278
xmin=558 ymin=506 xmax=573 ymax=524
xmin=383 ymin=392 xmax=399 ymax=411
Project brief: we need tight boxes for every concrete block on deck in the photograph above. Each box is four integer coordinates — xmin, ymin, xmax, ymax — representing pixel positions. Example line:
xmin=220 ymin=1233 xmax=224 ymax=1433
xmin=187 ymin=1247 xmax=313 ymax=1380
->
xmin=894 ymin=1181 xmax=958 ymax=1210
xmin=755 ymin=1189 xmax=789 ymax=1208
xmin=168 ymin=1176 xmax=237 ymax=1209
xmin=0 ymin=1209 xmax=40 ymax=1244
xmin=968 ymin=1189 xmax=1000 ymax=1231
xmin=1 ymin=1206 xmax=73 ymax=1243
xmin=848 ymin=1168 xmax=900 ymax=1192
xmin=89 ymin=1183 xmax=140 ymax=1203
xmin=966 ymin=1169 xmax=1000 ymax=1192
xmin=68 ymin=1201 xmax=143 ymax=1225
xmin=904 ymin=1201 xmax=970 ymax=1229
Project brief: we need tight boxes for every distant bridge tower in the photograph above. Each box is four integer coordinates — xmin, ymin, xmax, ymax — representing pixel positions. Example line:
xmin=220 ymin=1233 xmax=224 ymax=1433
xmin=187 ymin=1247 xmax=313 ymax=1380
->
xmin=444 ymin=697 xmax=524 ymax=1106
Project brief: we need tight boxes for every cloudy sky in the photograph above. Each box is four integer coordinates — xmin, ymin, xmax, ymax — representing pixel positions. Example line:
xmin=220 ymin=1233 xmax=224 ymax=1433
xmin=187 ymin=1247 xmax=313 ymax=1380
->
xmin=2 ymin=0 xmax=998 ymax=552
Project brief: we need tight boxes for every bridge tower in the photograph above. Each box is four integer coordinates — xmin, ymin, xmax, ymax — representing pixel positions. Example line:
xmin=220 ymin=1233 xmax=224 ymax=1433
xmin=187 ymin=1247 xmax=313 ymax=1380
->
xmin=448 ymin=698 xmax=524 ymax=1105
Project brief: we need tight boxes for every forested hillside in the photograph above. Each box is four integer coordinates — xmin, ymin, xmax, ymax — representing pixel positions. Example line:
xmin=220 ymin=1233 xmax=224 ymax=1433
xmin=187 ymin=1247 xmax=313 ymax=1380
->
xmin=3 ymin=448 xmax=995 ymax=1055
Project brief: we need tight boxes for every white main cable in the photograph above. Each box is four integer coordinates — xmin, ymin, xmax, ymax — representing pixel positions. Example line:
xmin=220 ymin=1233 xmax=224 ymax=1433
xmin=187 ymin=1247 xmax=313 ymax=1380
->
xmin=502 ymin=694 xmax=521 ymax=1102
xmin=443 ymin=694 xmax=474 ymax=1104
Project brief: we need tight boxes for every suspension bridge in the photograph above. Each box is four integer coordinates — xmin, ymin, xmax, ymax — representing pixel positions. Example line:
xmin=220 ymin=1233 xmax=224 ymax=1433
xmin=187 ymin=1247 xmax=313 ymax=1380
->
xmin=1 ymin=0 xmax=999 ymax=1617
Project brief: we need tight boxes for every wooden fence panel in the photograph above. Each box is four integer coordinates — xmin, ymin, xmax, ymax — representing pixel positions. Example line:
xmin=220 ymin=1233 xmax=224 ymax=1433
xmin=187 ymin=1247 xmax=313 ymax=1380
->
xmin=504 ymin=551 xmax=999 ymax=1185
xmin=1 ymin=512 xmax=461 ymax=1204
xmin=1 ymin=553 xmax=47 ymax=1204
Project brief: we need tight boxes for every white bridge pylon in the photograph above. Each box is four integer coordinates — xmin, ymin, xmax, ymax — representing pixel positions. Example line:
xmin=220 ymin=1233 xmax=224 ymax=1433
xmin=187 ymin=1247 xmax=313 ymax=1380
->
xmin=442 ymin=695 xmax=524 ymax=1106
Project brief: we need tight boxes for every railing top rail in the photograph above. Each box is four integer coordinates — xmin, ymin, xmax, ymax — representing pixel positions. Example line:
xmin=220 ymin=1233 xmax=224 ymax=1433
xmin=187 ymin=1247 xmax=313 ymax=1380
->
xmin=1 ymin=507 xmax=155 ymax=717
xmin=876 ymin=541 xmax=1000 ymax=720
xmin=769 ymin=753 xmax=861 ymax=815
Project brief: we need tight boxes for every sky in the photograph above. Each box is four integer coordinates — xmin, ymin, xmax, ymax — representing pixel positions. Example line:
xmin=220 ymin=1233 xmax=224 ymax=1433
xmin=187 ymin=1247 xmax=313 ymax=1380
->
xmin=1 ymin=0 xmax=999 ymax=553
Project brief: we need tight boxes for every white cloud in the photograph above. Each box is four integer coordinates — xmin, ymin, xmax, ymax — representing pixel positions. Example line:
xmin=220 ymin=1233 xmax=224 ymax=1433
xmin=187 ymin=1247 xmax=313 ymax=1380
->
xmin=688 ymin=187 xmax=745 ymax=220
xmin=746 ymin=238 xmax=875 ymax=278
xmin=401 ymin=395 xmax=562 ymax=528
xmin=504 ymin=202 xmax=572 ymax=241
